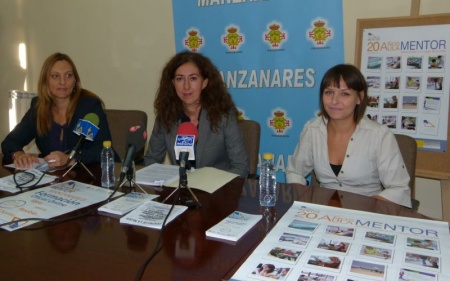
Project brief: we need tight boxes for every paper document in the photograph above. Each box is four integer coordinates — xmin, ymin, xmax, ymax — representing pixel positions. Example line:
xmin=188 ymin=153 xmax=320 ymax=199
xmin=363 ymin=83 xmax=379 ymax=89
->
xmin=166 ymin=167 xmax=239 ymax=193
xmin=0 ymin=180 xmax=123 ymax=231
xmin=120 ymin=200 xmax=188 ymax=229
xmin=98 ymin=192 xmax=159 ymax=217
xmin=206 ymin=211 xmax=262 ymax=243
xmin=135 ymin=163 xmax=179 ymax=186
xmin=0 ymin=169 xmax=57 ymax=193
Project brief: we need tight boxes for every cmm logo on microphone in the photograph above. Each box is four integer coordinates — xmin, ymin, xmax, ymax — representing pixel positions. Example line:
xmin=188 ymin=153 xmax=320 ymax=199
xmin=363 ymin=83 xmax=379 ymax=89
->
xmin=175 ymin=135 xmax=195 ymax=146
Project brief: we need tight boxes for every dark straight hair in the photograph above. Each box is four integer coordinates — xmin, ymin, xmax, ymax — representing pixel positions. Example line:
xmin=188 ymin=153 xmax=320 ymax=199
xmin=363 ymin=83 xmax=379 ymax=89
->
xmin=319 ymin=64 xmax=368 ymax=123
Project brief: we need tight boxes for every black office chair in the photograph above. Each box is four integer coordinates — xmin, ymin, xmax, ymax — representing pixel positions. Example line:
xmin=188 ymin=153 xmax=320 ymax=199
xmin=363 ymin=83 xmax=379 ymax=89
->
xmin=394 ymin=134 xmax=419 ymax=211
xmin=238 ymin=119 xmax=261 ymax=178
xmin=104 ymin=109 xmax=148 ymax=164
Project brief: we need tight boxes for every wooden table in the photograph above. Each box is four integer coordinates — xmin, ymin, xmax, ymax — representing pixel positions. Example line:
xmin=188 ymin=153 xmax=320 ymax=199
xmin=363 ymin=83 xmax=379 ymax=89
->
xmin=0 ymin=163 xmax=430 ymax=281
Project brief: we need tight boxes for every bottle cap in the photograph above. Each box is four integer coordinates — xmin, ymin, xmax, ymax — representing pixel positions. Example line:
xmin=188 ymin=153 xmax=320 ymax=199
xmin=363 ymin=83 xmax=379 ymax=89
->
xmin=103 ymin=140 xmax=112 ymax=147
xmin=263 ymin=153 xmax=274 ymax=160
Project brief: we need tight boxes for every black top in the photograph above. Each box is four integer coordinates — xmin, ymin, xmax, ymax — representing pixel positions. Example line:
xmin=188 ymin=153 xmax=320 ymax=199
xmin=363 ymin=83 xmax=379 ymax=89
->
xmin=1 ymin=95 xmax=113 ymax=165
xmin=330 ymin=163 xmax=342 ymax=177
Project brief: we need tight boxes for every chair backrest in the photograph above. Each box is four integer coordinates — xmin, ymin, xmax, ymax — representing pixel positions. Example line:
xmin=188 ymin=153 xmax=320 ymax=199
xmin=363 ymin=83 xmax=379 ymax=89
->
xmin=238 ymin=120 xmax=261 ymax=177
xmin=104 ymin=109 xmax=148 ymax=163
xmin=394 ymin=134 xmax=417 ymax=198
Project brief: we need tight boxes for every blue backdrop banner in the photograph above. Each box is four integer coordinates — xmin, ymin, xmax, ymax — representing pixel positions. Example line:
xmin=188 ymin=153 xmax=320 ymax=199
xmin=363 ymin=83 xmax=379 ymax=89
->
xmin=172 ymin=0 xmax=344 ymax=182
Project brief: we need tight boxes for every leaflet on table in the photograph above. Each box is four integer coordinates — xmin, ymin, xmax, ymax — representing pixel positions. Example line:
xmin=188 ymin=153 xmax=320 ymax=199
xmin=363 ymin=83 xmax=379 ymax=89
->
xmin=165 ymin=167 xmax=239 ymax=194
xmin=0 ymin=169 xmax=57 ymax=193
xmin=206 ymin=211 xmax=262 ymax=243
xmin=98 ymin=192 xmax=159 ymax=217
xmin=4 ymin=158 xmax=66 ymax=173
xmin=136 ymin=164 xmax=239 ymax=193
xmin=0 ymin=180 xmax=123 ymax=232
xmin=120 ymin=200 xmax=188 ymax=230
xmin=231 ymin=201 xmax=450 ymax=281
xmin=135 ymin=163 xmax=179 ymax=186
xmin=4 ymin=158 xmax=45 ymax=170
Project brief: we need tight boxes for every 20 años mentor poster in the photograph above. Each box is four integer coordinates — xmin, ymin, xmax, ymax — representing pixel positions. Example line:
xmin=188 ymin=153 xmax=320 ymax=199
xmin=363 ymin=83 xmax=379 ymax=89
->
xmin=361 ymin=25 xmax=450 ymax=152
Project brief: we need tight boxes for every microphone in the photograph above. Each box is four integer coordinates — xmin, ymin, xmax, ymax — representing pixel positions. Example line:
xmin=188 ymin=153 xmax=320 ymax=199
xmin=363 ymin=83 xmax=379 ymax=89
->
xmin=67 ymin=113 xmax=100 ymax=162
xmin=174 ymin=122 xmax=198 ymax=161
xmin=119 ymin=125 xmax=148 ymax=183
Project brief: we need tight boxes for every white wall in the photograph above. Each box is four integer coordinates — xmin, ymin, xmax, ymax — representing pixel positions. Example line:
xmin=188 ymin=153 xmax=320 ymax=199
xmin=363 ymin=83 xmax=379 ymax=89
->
xmin=1 ymin=0 xmax=449 ymax=219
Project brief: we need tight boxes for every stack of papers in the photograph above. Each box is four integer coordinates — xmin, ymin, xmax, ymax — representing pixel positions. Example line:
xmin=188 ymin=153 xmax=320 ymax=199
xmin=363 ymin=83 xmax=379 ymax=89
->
xmin=135 ymin=164 xmax=239 ymax=194
xmin=120 ymin=200 xmax=188 ymax=230
xmin=206 ymin=211 xmax=262 ymax=243
xmin=98 ymin=192 xmax=159 ymax=218
xmin=135 ymin=163 xmax=179 ymax=186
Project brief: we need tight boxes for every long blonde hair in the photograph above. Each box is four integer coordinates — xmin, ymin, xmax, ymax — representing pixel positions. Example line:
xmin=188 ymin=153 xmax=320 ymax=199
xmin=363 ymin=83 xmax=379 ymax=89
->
xmin=35 ymin=53 xmax=102 ymax=136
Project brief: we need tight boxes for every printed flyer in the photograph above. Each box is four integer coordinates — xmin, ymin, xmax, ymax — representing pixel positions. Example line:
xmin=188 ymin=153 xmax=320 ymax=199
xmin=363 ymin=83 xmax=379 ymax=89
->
xmin=231 ymin=201 xmax=450 ymax=281
xmin=0 ymin=180 xmax=122 ymax=231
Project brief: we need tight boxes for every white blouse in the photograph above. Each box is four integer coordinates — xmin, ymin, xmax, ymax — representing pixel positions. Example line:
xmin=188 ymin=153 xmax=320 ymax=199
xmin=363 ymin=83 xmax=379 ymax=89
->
xmin=286 ymin=116 xmax=412 ymax=208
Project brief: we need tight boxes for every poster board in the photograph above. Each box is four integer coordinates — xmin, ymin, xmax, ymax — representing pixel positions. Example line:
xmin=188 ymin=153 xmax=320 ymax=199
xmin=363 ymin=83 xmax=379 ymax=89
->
xmin=231 ymin=201 xmax=450 ymax=280
xmin=355 ymin=13 xmax=450 ymax=176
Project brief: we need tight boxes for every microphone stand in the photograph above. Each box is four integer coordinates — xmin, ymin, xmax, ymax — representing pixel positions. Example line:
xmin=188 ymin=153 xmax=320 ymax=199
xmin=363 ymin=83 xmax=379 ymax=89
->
xmin=62 ymin=152 xmax=95 ymax=179
xmin=119 ymin=161 xmax=147 ymax=194
xmin=163 ymin=155 xmax=202 ymax=208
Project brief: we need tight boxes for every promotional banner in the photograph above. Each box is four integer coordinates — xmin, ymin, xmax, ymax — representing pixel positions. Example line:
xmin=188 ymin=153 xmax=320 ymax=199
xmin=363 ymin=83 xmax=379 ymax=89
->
xmin=360 ymin=25 xmax=450 ymax=152
xmin=0 ymin=181 xmax=121 ymax=231
xmin=231 ymin=201 xmax=450 ymax=280
xmin=172 ymin=0 xmax=344 ymax=181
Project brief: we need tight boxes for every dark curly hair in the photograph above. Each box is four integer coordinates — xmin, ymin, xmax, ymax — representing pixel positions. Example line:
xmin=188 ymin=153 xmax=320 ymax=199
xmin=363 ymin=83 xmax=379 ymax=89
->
xmin=154 ymin=51 xmax=237 ymax=132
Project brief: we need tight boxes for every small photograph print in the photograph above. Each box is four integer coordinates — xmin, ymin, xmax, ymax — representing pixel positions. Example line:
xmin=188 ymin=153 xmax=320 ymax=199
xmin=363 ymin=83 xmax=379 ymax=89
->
xmin=349 ymin=259 xmax=386 ymax=280
xmin=382 ymin=115 xmax=397 ymax=129
xmin=358 ymin=244 xmax=393 ymax=262
xmin=278 ymin=232 xmax=311 ymax=247
xmin=428 ymin=55 xmax=444 ymax=70
xmin=404 ymin=252 xmax=440 ymax=272
xmin=405 ymin=237 xmax=439 ymax=252
xmin=325 ymin=225 xmax=355 ymax=238
xmin=426 ymin=76 xmax=443 ymax=91
xmin=267 ymin=246 xmax=302 ymax=263
xmin=401 ymin=116 xmax=417 ymax=132
xmin=405 ymin=76 xmax=421 ymax=91
xmin=288 ymin=220 xmax=319 ymax=233
xmin=423 ymin=96 xmax=441 ymax=114
xmin=383 ymin=95 xmax=399 ymax=109
xmin=249 ymin=262 xmax=292 ymax=280
xmin=297 ymin=270 xmax=337 ymax=281
xmin=421 ymin=116 xmax=439 ymax=136
xmin=386 ymin=56 xmax=402 ymax=70
xmin=364 ymin=231 xmax=396 ymax=245
xmin=406 ymin=55 xmax=423 ymax=70
xmin=367 ymin=95 xmax=380 ymax=108
xmin=317 ymin=239 xmax=351 ymax=254
xmin=367 ymin=76 xmax=381 ymax=91
xmin=366 ymin=114 xmax=378 ymax=122
xmin=367 ymin=56 xmax=382 ymax=71
xmin=385 ymin=76 xmax=400 ymax=90
xmin=397 ymin=267 xmax=437 ymax=281
xmin=402 ymin=96 xmax=418 ymax=111
xmin=306 ymin=254 xmax=343 ymax=272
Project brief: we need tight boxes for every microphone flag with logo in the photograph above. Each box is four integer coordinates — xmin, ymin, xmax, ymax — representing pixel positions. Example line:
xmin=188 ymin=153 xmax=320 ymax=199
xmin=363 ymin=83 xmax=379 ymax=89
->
xmin=68 ymin=113 xmax=100 ymax=161
xmin=174 ymin=122 xmax=198 ymax=161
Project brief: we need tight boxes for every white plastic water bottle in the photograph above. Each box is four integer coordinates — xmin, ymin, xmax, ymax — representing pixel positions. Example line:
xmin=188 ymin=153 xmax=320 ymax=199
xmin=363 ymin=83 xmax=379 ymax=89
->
xmin=259 ymin=153 xmax=276 ymax=206
xmin=101 ymin=140 xmax=115 ymax=188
